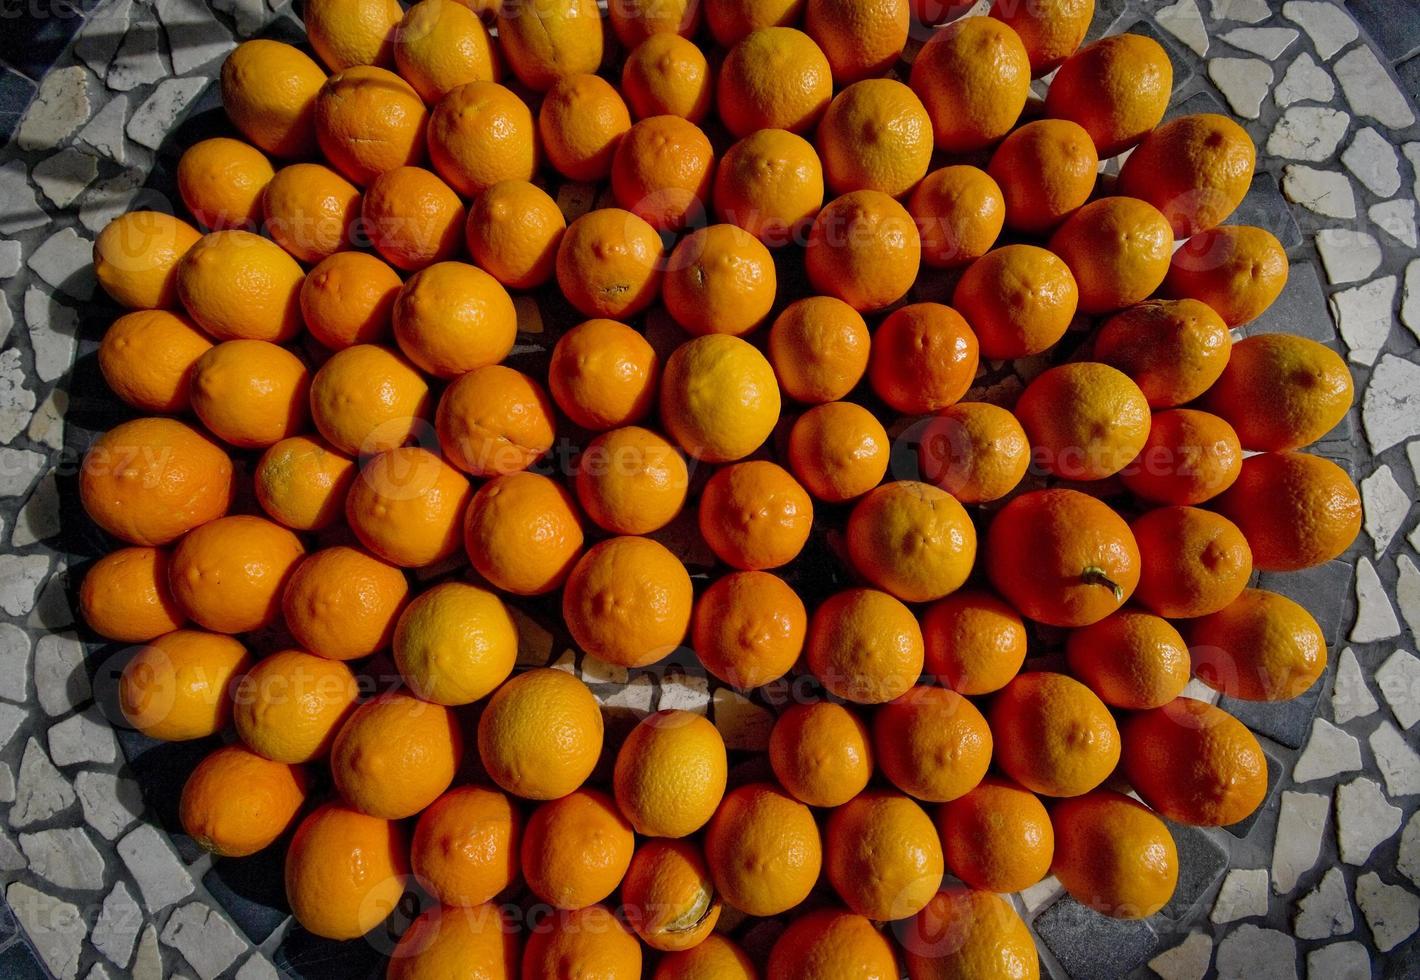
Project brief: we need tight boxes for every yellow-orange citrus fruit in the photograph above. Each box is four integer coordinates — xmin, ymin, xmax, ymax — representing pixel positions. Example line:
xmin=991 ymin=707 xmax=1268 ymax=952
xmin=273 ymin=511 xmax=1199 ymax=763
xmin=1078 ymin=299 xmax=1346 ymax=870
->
xmin=825 ymin=789 xmax=944 ymax=920
xmin=393 ymin=581 xmax=517 ymax=705
xmin=233 ymin=649 xmax=361 ymax=763
xmin=1092 ymin=298 xmax=1232 ymax=409
xmin=496 ymin=0 xmax=603 ymax=92
xmin=476 ymin=668 xmax=604 ymax=800
xmin=410 ymin=785 xmax=521 ymax=907
xmin=188 ymin=339 xmax=310 ymax=449
xmin=806 ymin=587 xmax=924 ymax=704
xmin=622 ymin=839 xmax=722 ymax=952
xmin=874 ymin=685 xmax=992 ymax=803
xmin=1200 ymin=333 xmax=1353 ymax=452
xmin=660 ymin=334 xmax=781 ymax=463
xmin=1117 ymin=112 xmax=1256 ymax=238
xmin=464 ymin=471 xmax=585 ymax=595
xmin=308 ymin=343 xmax=431 ymax=456
xmin=426 ymin=80 xmax=536 ymax=196
xmin=465 ymin=179 xmax=566 ymax=290
xmin=769 ymin=700 xmax=873 ymax=808
xmin=178 ymin=137 xmax=274 ymax=230
xmin=901 ymin=887 xmax=1039 ymax=980
xmin=713 ymin=128 xmax=825 ymax=245
xmin=614 ymin=709 xmax=728 ymax=838
xmin=767 ymin=296 xmax=869 ymax=403
xmin=119 ymin=629 xmax=250 ymax=741
xmin=1064 ymin=610 xmax=1190 ymax=710
xmin=522 ymin=788 xmax=635 ymax=910
xmin=917 ymin=402 xmax=1030 ymax=506
xmin=1188 ymin=588 xmax=1327 ymax=702
xmin=345 ymin=446 xmax=473 ymax=568
xmin=300 ymin=251 xmax=402 ymax=350
xmin=556 ymin=207 xmax=665 ymax=319
xmin=180 ymin=745 xmax=308 ymax=857
xmin=80 ymin=547 xmax=186 ymax=643
xmin=98 ymin=309 xmax=213 ymax=413
xmin=1165 ymin=225 xmax=1288 ymax=327
xmin=1045 ymin=33 xmax=1171 ymax=157
xmin=575 ymin=426 xmax=689 ymax=534
xmin=664 ymin=224 xmax=778 ymax=337
xmin=766 ymin=908 xmax=899 ymax=980
xmin=562 ymin=535 xmax=694 ymax=668
xmin=1047 ymin=196 xmax=1175 ymax=315
xmin=846 ymin=480 xmax=977 ymax=604
xmin=330 ymin=690 xmax=463 ymax=818
xmin=1051 ymin=790 xmax=1179 ymax=919
xmin=435 ymin=364 xmax=556 ymax=477
xmin=938 ymin=776 xmax=1054 ymax=894
xmin=282 ymin=545 xmax=409 ymax=661
xmin=909 ymin=165 xmax=1006 ymax=269
xmin=220 ymin=40 xmax=328 ymax=159
xmin=315 ymin=66 xmax=428 ymax=186
xmin=787 ymin=400 xmax=890 ymax=503
xmin=910 ymin=16 xmax=1030 ymax=152
xmin=1213 ymin=451 xmax=1361 ymax=572
xmin=691 ymin=570 xmax=807 ymax=690
xmin=921 ymin=588 xmax=1027 ymax=696
xmin=717 ymin=27 xmax=833 ymax=137
xmin=704 ymin=782 xmax=822 ymax=916
xmin=622 ymin=33 xmax=713 ymax=122
xmin=387 ymin=904 xmax=518 ymax=980
xmin=177 ymin=230 xmax=305 ymax=342
xmin=539 ymin=73 xmax=632 ymax=182
xmin=169 ymin=514 xmax=305 ymax=634
xmin=988 ymin=671 xmax=1120 ymax=797
xmin=393 ymin=260 xmax=516 ymax=378
xmin=1130 ymin=504 xmax=1253 ymax=619
xmin=285 ymin=803 xmax=408 ymax=940
xmin=699 ymin=461 xmax=814 ymax=571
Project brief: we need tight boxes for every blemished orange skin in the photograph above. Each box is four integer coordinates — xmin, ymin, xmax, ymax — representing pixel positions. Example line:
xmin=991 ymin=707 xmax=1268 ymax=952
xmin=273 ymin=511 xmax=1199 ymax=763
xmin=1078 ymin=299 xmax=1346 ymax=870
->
xmin=921 ymin=588 xmax=1027 ymax=696
xmin=824 ymin=789 xmax=944 ymax=921
xmin=1165 ymin=225 xmax=1288 ymax=327
xmin=282 ymin=545 xmax=410 ymax=661
xmin=1117 ymin=112 xmax=1256 ymax=238
xmin=873 ymin=685 xmax=992 ymax=803
xmin=220 ymin=40 xmax=327 ymax=159
xmin=465 ymin=471 xmax=586 ymax=596
xmin=261 ymin=162 xmax=361 ymax=263
xmin=916 ymin=401 xmax=1031 ymax=506
xmin=284 ymin=803 xmax=409 ymax=941
xmin=308 ymin=344 xmax=431 ymax=456
xmin=1093 ymin=298 xmax=1232 ymax=409
xmin=1188 ymin=588 xmax=1327 ymax=702
xmin=362 ymin=166 xmax=466 ymax=272
xmin=521 ymin=905 xmax=643 ymax=980
xmin=232 ymin=649 xmax=361 ymax=764
xmin=987 ymin=119 xmax=1099 ymax=234
xmin=1064 ymin=610 xmax=1191 ymax=710
xmin=1119 ymin=408 xmax=1243 ymax=506
xmin=496 ymin=0 xmax=603 ymax=93
xmin=611 ymin=114 xmax=715 ymax=233
xmin=346 ymin=447 xmax=473 ymax=568
xmin=938 ymin=776 xmax=1054 ymax=894
xmin=562 ymin=535 xmax=694 ymax=668
xmin=953 ymin=244 xmax=1079 ymax=360
xmin=867 ymin=303 xmax=979 ymax=415
xmin=119 ymin=630 xmax=251 ymax=742
xmin=692 ymin=570 xmax=807 ymax=690
xmin=901 ymin=887 xmax=1040 ymax=980
xmin=1051 ymin=789 xmax=1179 ymax=919
xmin=1044 ymin=32 xmax=1171 ymax=157
xmin=188 ymin=339 xmax=311 ymax=449
xmin=1213 ymin=451 xmax=1361 ymax=572
xmin=768 ymin=700 xmax=873 ymax=808
xmin=299 ymin=251 xmax=402 ymax=350
xmin=1131 ymin=505 xmax=1253 ymax=619
xmin=1121 ymin=697 xmax=1268 ymax=827
xmin=427 ymin=81 xmax=538 ymax=196
xmin=436 ymin=365 xmax=557 ymax=477
xmin=177 ymin=137 xmax=275 ymax=231
xmin=765 ymin=907 xmax=900 ymax=980
xmin=168 ymin=515 xmax=306 ymax=634
xmin=1200 ymin=333 xmax=1354 ymax=452
xmin=910 ymin=16 xmax=1030 ymax=153
xmin=410 ymin=785 xmax=522 ymax=907
xmin=388 ymin=904 xmax=519 ymax=980
xmin=988 ymin=671 xmax=1120 ymax=798
xmin=314 ymin=66 xmax=428 ymax=186
xmin=621 ymin=839 xmax=722 ymax=952
xmin=80 ymin=547 xmax=187 ymax=643
xmin=910 ymin=165 xmax=1006 ymax=270
xmin=699 ymin=461 xmax=814 ymax=570
xmin=99 ymin=309 xmax=213 ymax=414
xmin=986 ymin=489 xmax=1140 ymax=628
xmin=331 ymin=690 xmax=464 ymax=819
xmin=555 ymin=208 xmax=665 ymax=320
xmin=663 ymin=224 xmax=778 ymax=338
xmin=255 ymin=435 xmax=358 ymax=532
xmin=179 ymin=745 xmax=309 ymax=857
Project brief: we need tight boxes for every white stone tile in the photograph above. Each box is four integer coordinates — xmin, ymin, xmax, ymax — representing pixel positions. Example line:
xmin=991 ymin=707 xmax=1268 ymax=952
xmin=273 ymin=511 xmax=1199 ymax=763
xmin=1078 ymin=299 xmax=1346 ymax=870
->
xmin=1213 ymin=923 xmax=1298 ymax=980
xmin=1148 ymin=931 xmax=1211 ymax=980
xmin=6 ymin=882 xmax=85 ymax=980
xmin=1018 ymin=874 xmax=1062 ymax=915
xmin=93 ymin=881 xmax=143 ymax=969
xmin=1333 ymin=647 xmax=1380 ymax=725
xmin=1400 ymin=811 xmax=1420 ymax=889
xmin=1222 ymin=26 xmax=1299 ymax=59
xmin=1330 ymin=276 xmax=1395 ymax=366
xmin=127 ymin=77 xmax=211 ymax=151
xmin=581 ymin=654 xmax=629 ymax=685
xmin=87 ymin=963 xmax=116 ymax=980
xmin=0 ymin=704 xmax=24 ymax=753
xmin=11 ymin=737 xmax=75 ymax=828
xmin=28 ymin=561 xmax=74 ymax=632
xmin=1211 ymin=0 xmax=1269 ymax=23
xmin=27 ymin=231 xmax=96 ymax=302
xmin=0 ymin=240 xmax=19 ymax=278
xmin=0 ymin=448 xmax=45 ymax=497
xmin=0 ymin=763 xmax=13 ymax=804
xmin=1157 ymin=0 xmax=1209 ymax=55
xmin=1211 ymin=867 xmax=1269 ymax=923
xmin=0 ymin=828 xmax=21 ymax=871
xmin=1337 ymin=776 xmax=1402 ymax=865
xmin=16 ymin=66 xmax=93 ymax=152
xmin=160 ymin=903 xmax=247 ymax=980
xmin=34 ymin=632 xmax=88 ymax=717
xmin=1281 ymin=0 xmax=1359 ymax=59
xmin=1370 ymin=720 xmax=1420 ymax=797
xmin=0 ymin=623 xmax=28 ymax=703
xmin=78 ymin=168 xmax=146 ymax=235
xmin=108 ymin=17 xmax=167 ymax=92
xmin=1282 ymin=164 xmax=1356 ymax=219
xmin=118 ymin=824 xmax=195 ymax=910
xmin=1275 ymin=51 xmax=1335 ymax=105
xmin=1267 ymin=106 xmax=1350 ymax=161
xmin=1342 ymin=127 xmax=1402 ymax=198
xmin=19 ymin=827 xmax=106 ymax=890
xmin=132 ymin=925 xmax=162 ymax=980
xmin=75 ymin=0 xmax=135 ymax=75
xmin=1315 ymin=229 xmax=1381 ymax=284
xmin=659 ymin=673 xmax=710 ymax=714
xmin=33 ymin=149 xmax=99 ymax=209
xmin=1362 ymin=465 xmax=1411 ymax=556
xmin=156 ymin=0 xmax=236 ymax=74
xmin=77 ymin=95 xmax=130 ymax=165
xmin=1208 ymin=58 xmax=1271 ymax=119
xmin=1398 ymin=557 xmax=1420 ymax=641
xmin=1293 ymin=717 xmax=1362 ymax=783
xmin=598 ymin=673 xmax=654 ymax=715
xmin=1364 ymin=355 xmax=1420 ymax=453
xmin=1404 ymin=260 xmax=1420 ymax=338
xmin=235 ymin=956 xmax=279 ymax=980
xmin=1294 ymin=867 xmax=1355 ymax=940
xmin=0 ymin=160 xmax=49 ymax=235
xmin=1351 ymin=557 xmax=1401 ymax=642
xmin=713 ymin=687 xmax=774 ymax=750
xmin=1273 ymin=789 xmax=1330 ymax=894
xmin=212 ymin=0 xmax=269 ymax=36
xmin=13 ymin=472 xmax=60 ymax=547
xmin=1356 ymin=871 xmax=1420 ymax=952
xmin=1305 ymin=941 xmax=1372 ymax=979
xmin=1336 ymin=44 xmax=1416 ymax=129
xmin=27 ymin=388 xmax=67 ymax=451
xmin=1377 ymin=649 xmax=1420 ymax=730
xmin=76 ymin=770 xmax=143 ymax=841
xmin=48 ymin=707 xmax=119 ymax=767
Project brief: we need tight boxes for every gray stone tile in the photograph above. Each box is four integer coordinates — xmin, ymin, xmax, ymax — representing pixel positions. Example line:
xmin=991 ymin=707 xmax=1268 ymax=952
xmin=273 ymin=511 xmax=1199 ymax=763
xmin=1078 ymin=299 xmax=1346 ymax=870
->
xmin=1158 ymin=823 xmax=1231 ymax=922
xmin=1256 ymin=560 xmax=1354 ymax=644
xmin=1226 ymin=172 xmax=1303 ymax=250
xmin=1348 ymin=0 xmax=1420 ymax=63
xmin=1034 ymin=896 xmax=1160 ymax=980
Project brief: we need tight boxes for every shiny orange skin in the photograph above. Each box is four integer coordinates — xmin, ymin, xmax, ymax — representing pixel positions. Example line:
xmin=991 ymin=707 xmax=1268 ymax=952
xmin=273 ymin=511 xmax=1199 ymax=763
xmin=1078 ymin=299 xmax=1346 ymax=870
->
xmin=80 ymin=547 xmax=186 ymax=643
xmin=699 ymin=461 xmax=814 ymax=570
xmin=1213 ymin=451 xmax=1361 ymax=572
xmin=804 ymin=0 xmax=909 ymax=83
xmin=562 ymin=536 xmax=694 ymax=668
xmin=1188 ymin=588 xmax=1327 ymax=702
xmin=621 ymin=839 xmax=721 ymax=952
xmin=991 ymin=0 xmax=1092 ymax=74
xmin=362 ymin=166 xmax=466 ymax=272
xmin=539 ymin=74 xmax=631 ymax=182
xmin=496 ymin=0 xmax=603 ymax=92
xmin=921 ymin=589 xmax=1027 ymax=696
xmin=179 ymin=745 xmax=309 ymax=857
xmin=611 ymin=114 xmax=715 ymax=232
xmin=120 ymin=630 xmax=251 ymax=742
xmin=177 ymin=137 xmax=275 ymax=231
xmin=817 ymin=78 xmax=932 ymax=198
xmin=1121 ymin=697 xmax=1268 ymax=827
xmin=188 ymin=340 xmax=311 ymax=450
xmin=232 ymin=649 xmax=361 ymax=763
xmin=868 ymin=303 xmax=979 ymax=415
xmin=937 ymin=776 xmax=1054 ymax=894
xmin=346 ymin=446 xmax=473 ymax=568
xmin=900 ymin=887 xmax=1039 ymax=980
xmin=521 ymin=905 xmax=642 ymax=980
xmin=1014 ymin=362 xmax=1151 ymax=482
xmin=220 ymin=40 xmax=328 ymax=159
xmin=477 ymin=668 xmax=604 ymax=801
xmin=256 ymin=436 xmax=357 ymax=532
xmin=987 ymin=119 xmax=1098 ymax=233
xmin=169 ymin=515 xmax=306 ymax=634
xmin=767 ymin=297 xmax=870 ymax=404
xmin=766 ymin=908 xmax=899 ymax=980
xmin=304 ymin=0 xmax=403 ymax=71
xmin=704 ymin=783 xmax=822 ymax=916
xmin=1130 ymin=505 xmax=1253 ymax=619
xmin=916 ymin=402 xmax=1031 ymax=506
xmin=988 ymin=671 xmax=1120 ymax=798
xmin=953 ymin=244 xmax=1079 ymax=360
xmin=716 ymin=27 xmax=833 ymax=138
xmin=706 ymin=0 xmax=804 ymax=47
xmin=465 ymin=180 xmax=566 ymax=290
xmin=392 ymin=0 xmax=500 ymax=103
xmin=985 ymin=489 xmax=1140 ymax=628
xmin=825 ymin=789 xmax=944 ymax=921
xmin=613 ymin=710 xmax=728 ymax=839
xmin=465 ymin=471 xmax=585 ymax=595
xmin=307 ymin=344 xmax=431 ymax=456
xmin=768 ymin=701 xmax=873 ymax=808
xmin=299 ymin=252 xmax=401 ymax=351
xmin=427 ymin=81 xmax=537 ymax=196
xmin=314 ymin=66 xmax=428 ymax=186
xmin=1051 ymin=790 xmax=1179 ymax=919
xmin=692 ymin=570 xmax=807 ymax=689
xmin=1045 ymin=33 xmax=1171 ymax=157
xmin=177 ymin=229 xmax=306 ymax=343
xmin=555 ymin=207 xmax=665 ymax=320
xmin=98 ymin=309 xmax=213 ymax=414
xmin=1065 ymin=610 xmax=1191 ymax=710
xmin=392 ymin=261 xmax=517 ymax=378
xmin=331 ymin=689 xmax=464 ymax=819
xmin=1120 ymin=408 xmax=1242 ymax=506
xmin=1165 ymin=225 xmax=1288 ymax=327
xmin=806 ymin=587 xmax=924 ymax=704
xmin=94 ymin=210 xmax=203 ymax=311
xmin=262 ymin=162 xmax=361 ymax=262
xmin=1117 ymin=113 xmax=1256 ymax=238
xmin=410 ymin=785 xmax=522 ymax=907
xmin=436 ymin=365 xmax=557 ymax=477
xmin=1047 ymin=196 xmax=1175 ymax=315
xmin=713 ymin=128 xmax=825 ymax=246
xmin=282 ymin=545 xmax=410 ymax=661
xmin=787 ymin=401 xmax=890 ymax=503
xmin=549 ymin=320 xmax=659 ymax=432
xmin=522 ymin=788 xmax=635 ymax=910
xmin=846 ymin=481 xmax=977 ymax=604
xmin=659 ymin=334 xmax=781 ymax=463
xmin=621 ymin=33 xmax=713 ymax=123
xmin=805 ymin=189 xmax=921 ymax=313
xmin=1200 ymin=334 xmax=1354 ymax=452
xmin=909 ymin=165 xmax=1005 ymax=270
xmin=910 ymin=16 xmax=1030 ymax=152
xmin=874 ymin=685 xmax=992 ymax=803
xmin=663 ymin=224 xmax=778 ymax=337
xmin=388 ymin=904 xmax=519 ymax=980
xmin=609 ymin=0 xmax=701 ymax=46
xmin=575 ymin=426 xmax=688 ymax=535
xmin=284 ymin=803 xmax=409 ymax=940
xmin=1093 ymin=298 xmax=1232 ymax=409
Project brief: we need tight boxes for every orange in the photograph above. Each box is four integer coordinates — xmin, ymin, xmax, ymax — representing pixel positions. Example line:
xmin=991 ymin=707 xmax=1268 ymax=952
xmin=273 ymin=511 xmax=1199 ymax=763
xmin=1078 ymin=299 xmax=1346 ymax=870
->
xmin=169 ymin=515 xmax=305 ymax=634
xmin=691 ymin=570 xmax=807 ymax=689
xmin=1092 ymin=298 xmax=1232 ymax=408
xmin=921 ymin=589 xmax=1027 ymax=696
xmin=177 ymin=137 xmax=274 ymax=230
xmin=476 ymin=667 xmax=604 ymax=800
xmin=817 ymin=78 xmax=931 ymax=197
xmin=806 ymin=587 xmax=924 ymax=704
xmin=262 ymin=162 xmax=360 ymax=262
xmin=304 ymin=0 xmax=403 ymax=70
xmin=1120 ymin=408 xmax=1242 ymax=506
xmin=805 ymin=189 xmax=920 ymax=312
xmin=1200 ymin=333 xmax=1353 ymax=452
xmin=410 ymin=785 xmax=521 ymax=907
xmin=1188 ymin=588 xmax=1326 ymax=702
xmin=189 ymin=339 xmax=310 ymax=449
xmin=767 ymin=296 xmax=869 ymax=403
xmin=436 ymin=365 xmax=556 ymax=476
xmin=717 ymin=27 xmax=833 ymax=137
xmin=909 ymin=165 xmax=1005 ymax=270
xmin=300 ymin=251 xmax=402 ymax=350
xmin=497 ymin=0 xmax=602 ymax=92
xmin=80 ymin=547 xmax=185 ymax=643
xmin=555 ymin=207 xmax=665 ymax=319
xmin=707 ymin=0 xmax=803 ymax=45
xmin=1065 ymin=610 xmax=1190 ymax=710
xmin=1214 ymin=451 xmax=1361 ymax=571
xmin=874 ymin=685 xmax=992 ymax=803
xmin=315 ymin=66 xmax=428 ymax=186
xmin=901 ymin=887 xmax=1039 ymax=980
xmin=952 ymin=245 xmax=1077 ymax=360
xmin=427 ymin=81 xmax=536 ymax=196
xmin=868 ymin=302 xmax=979 ymax=414
xmin=787 ymin=401 xmax=889 ymax=503
xmin=575 ymin=426 xmax=688 ymax=534
xmin=1045 ymin=33 xmax=1171 ymax=157
xmin=465 ymin=180 xmax=566 ymax=289
xmin=660 ymin=334 xmax=780 ymax=463
xmin=713 ymin=128 xmax=825 ymax=246
xmin=769 ymin=701 xmax=873 ymax=807
xmin=988 ymin=671 xmax=1120 ymax=797
xmin=622 ymin=839 xmax=721 ymax=951
xmin=363 ymin=165 xmax=466 ymax=271
xmin=393 ymin=261 xmax=516 ymax=377
xmin=255 ymin=435 xmax=358 ymax=532
xmin=345 ymin=446 xmax=473 ymax=567
xmin=233 ymin=649 xmax=361 ymax=763
xmin=523 ymin=789 xmax=635 ymax=910
xmin=282 ymin=545 xmax=410 ymax=661
xmin=609 ymin=0 xmax=700 ymax=45
xmin=308 ymin=344 xmax=431 ymax=455
xmin=539 ymin=74 xmax=632 ymax=181
xmin=704 ymin=782 xmax=822 ymax=916
xmin=177 ymin=230 xmax=304 ymax=342
xmin=622 ymin=33 xmax=712 ymax=123
xmin=766 ymin=909 xmax=899 ymax=980
xmin=1166 ymin=225 xmax=1288 ymax=327
xmin=94 ymin=210 xmax=203 ymax=311
xmin=987 ymin=119 xmax=1098 ymax=234
xmin=1047 ymin=196 xmax=1174 ymax=314
xmin=1051 ymin=790 xmax=1178 ymax=919
xmin=846 ymin=481 xmax=976 ymax=603
xmin=220 ymin=40 xmax=327 ymax=159
xmin=464 ymin=471 xmax=585 ymax=595
xmin=804 ymin=0 xmax=909 ymax=83
xmin=98 ymin=309 xmax=212 ymax=413
xmin=664 ymin=224 xmax=777 ymax=337
xmin=699 ymin=461 xmax=814 ymax=570
xmin=388 ymin=905 xmax=518 ymax=980
xmin=917 ymin=402 xmax=1030 ymax=505
xmin=614 ymin=709 xmax=728 ymax=837
xmin=394 ymin=581 xmax=518 ymax=704
xmin=611 ymin=114 xmax=714 ymax=232
xmin=1130 ymin=505 xmax=1253 ymax=619
xmin=80 ymin=417 xmax=234 ymax=546
xmin=285 ymin=803 xmax=408 ymax=940
xmin=1122 ymin=697 xmax=1267 ymax=827
xmin=1015 ymin=362 xmax=1151 ymax=481
xmin=826 ymin=789 xmax=944 ymax=920
xmin=985 ymin=489 xmax=1140 ymax=627
xmin=563 ymin=535 xmax=693 ymax=667
xmin=522 ymin=906 xmax=642 ymax=980
xmin=331 ymin=689 xmax=463 ymax=819
xmin=938 ymin=777 xmax=1053 ymax=894
xmin=991 ymin=0 xmax=1092 ymax=73
xmin=1118 ymin=113 xmax=1256 ymax=238
xmin=393 ymin=0 xmax=500 ymax=103
xmin=911 ymin=16 xmax=1030 ymax=152
xmin=119 ymin=630 xmax=250 ymax=741
xmin=180 ymin=745 xmax=308 ymax=857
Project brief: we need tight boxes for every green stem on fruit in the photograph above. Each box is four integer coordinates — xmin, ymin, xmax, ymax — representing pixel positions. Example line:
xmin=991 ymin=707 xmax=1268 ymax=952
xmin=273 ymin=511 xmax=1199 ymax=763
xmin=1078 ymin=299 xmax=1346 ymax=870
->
xmin=1082 ymin=565 xmax=1125 ymax=602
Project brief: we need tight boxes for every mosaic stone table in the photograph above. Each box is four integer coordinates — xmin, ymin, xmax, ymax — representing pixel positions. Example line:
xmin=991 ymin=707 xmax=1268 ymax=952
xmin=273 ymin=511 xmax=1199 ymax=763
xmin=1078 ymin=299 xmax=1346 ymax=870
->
xmin=1 ymin=0 xmax=1419 ymax=976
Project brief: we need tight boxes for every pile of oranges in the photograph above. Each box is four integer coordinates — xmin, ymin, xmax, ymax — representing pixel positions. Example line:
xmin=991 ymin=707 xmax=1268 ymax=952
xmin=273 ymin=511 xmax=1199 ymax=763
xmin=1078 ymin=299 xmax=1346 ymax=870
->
xmin=78 ymin=0 xmax=1363 ymax=975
